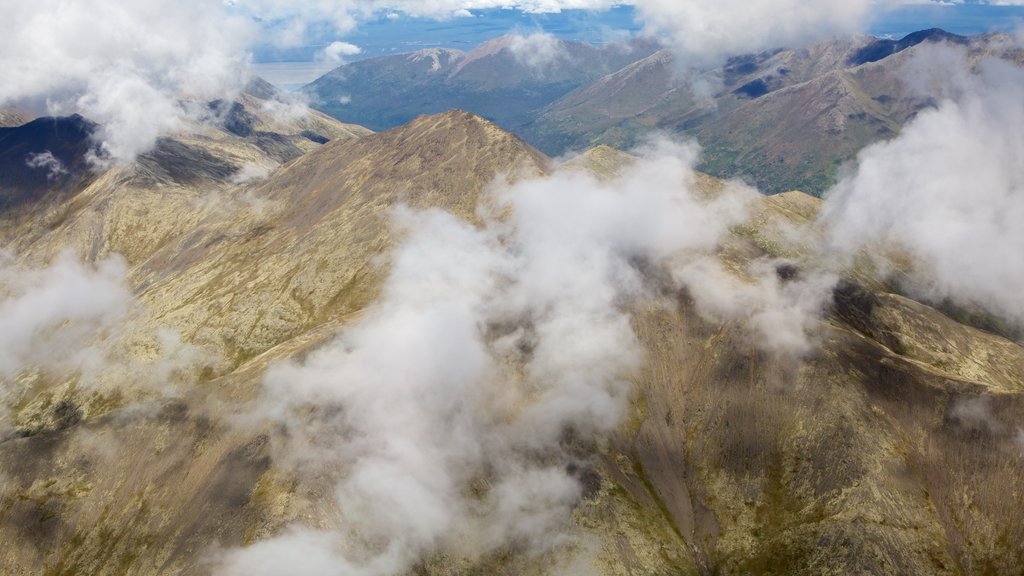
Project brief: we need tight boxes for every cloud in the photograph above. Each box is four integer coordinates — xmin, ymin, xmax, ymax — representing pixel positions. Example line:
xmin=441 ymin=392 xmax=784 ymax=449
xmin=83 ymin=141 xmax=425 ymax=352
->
xmin=25 ymin=151 xmax=68 ymax=180
xmin=0 ymin=0 xmax=254 ymax=164
xmin=951 ymin=395 xmax=1005 ymax=433
xmin=673 ymin=257 xmax=837 ymax=358
xmin=632 ymin=0 xmax=876 ymax=63
xmin=2 ymin=0 xmax=953 ymax=164
xmin=215 ymin=138 xmax=764 ymax=573
xmin=506 ymin=32 xmax=570 ymax=72
xmin=0 ymin=252 xmax=131 ymax=379
xmin=821 ymin=43 xmax=1024 ymax=330
xmin=317 ymin=41 xmax=363 ymax=65
xmin=240 ymin=0 xmax=921 ymax=64
xmin=0 ymin=250 xmax=215 ymax=437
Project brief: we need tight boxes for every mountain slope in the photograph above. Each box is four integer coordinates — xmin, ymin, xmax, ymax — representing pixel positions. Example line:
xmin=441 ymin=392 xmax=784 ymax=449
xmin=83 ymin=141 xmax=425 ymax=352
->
xmin=0 ymin=110 xmax=551 ymax=575
xmin=0 ymin=113 xmax=1022 ymax=575
xmin=0 ymin=108 xmax=32 ymax=128
xmin=302 ymin=36 xmax=660 ymax=133
xmin=528 ymin=30 xmax=1024 ymax=195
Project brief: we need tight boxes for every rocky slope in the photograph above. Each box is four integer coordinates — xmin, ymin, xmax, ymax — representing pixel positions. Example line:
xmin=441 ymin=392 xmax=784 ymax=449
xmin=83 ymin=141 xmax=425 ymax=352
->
xmin=0 ymin=111 xmax=1022 ymax=576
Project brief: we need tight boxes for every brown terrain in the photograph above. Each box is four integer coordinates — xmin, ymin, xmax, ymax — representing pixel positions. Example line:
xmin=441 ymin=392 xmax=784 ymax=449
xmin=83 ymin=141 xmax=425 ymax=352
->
xmin=0 ymin=102 xmax=1022 ymax=575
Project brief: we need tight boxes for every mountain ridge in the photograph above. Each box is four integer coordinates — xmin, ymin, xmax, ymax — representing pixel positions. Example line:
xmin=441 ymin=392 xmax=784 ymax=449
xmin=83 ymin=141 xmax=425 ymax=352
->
xmin=2 ymin=109 xmax=1023 ymax=574
xmin=302 ymin=35 xmax=661 ymax=133
xmin=303 ymin=29 xmax=1023 ymax=195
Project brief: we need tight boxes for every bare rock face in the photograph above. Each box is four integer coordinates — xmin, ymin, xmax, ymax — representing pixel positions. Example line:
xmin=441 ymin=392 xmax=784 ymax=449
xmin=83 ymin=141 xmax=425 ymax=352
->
xmin=0 ymin=112 xmax=1022 ymax=576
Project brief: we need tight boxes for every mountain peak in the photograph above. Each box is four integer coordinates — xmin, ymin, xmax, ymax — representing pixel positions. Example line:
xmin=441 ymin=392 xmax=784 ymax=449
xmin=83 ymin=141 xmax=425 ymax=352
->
xmin=849 ymin=28 xmax=967 ymax=66
xmin=259 ymin=109 xmax=549 ymax=232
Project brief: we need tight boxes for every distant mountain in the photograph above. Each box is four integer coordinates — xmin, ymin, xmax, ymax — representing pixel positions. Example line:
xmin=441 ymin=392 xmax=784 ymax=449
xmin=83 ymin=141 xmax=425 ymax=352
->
xmin=301 ymin=35 xmax=660 ymax=133
xmin=0 ymin=114 xmax=99 ymax=211
xmin=0 ymin=78 xmax=369 ymax=220
xmin=848 ymin=28 xmax=967 ymax=66
xmin=0 ymin=81 xmax=372 ymax=291
xmin=524 ymin=29 xmax=1006 ymax=194
xmin=305 ymin=30 xmax=1021 ymax=196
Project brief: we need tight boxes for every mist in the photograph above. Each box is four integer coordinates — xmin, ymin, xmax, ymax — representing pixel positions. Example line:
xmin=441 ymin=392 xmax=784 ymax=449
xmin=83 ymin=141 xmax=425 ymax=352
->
xmin=822 ymin=43 xmax=1024 ymax=331
xmin=0 ymin=250 xmax=214 ymax=438
xmin=213 ymin=138 xmax=775 ymax=574
xmin=0 ymin=252 xmax=130 ymax=379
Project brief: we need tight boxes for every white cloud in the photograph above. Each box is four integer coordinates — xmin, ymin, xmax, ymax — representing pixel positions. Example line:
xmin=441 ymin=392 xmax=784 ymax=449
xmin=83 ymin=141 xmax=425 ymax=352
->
xmin=822 ymin=43 xmax=1024 ymax=330
xmin=25 ymin=151 xmax=68 ymax=180
xmin=0 ymin=252 xmax=130 ymax=379
xmin=0 ymin=250 xmax=214 ymax=433
xmin=0 ymin=0 xmax=254 ymax=164
xmin=631 ymin=0 xmax=903 ymax=64
xmin=317 ymin=41 xmax=363 ymax=65
xmin=673 ymin=257 xmax=837 ymax=358
xmin=216 ymin=138 xmax=763 ymax=574
xmin=506 ymin=32 xmax=570 ymax=72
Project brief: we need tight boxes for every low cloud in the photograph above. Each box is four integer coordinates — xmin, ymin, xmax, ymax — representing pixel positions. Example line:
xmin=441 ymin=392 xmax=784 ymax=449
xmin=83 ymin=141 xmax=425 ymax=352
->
xmin=25 ymin=151 xmax=68 ymax=180
xmin=673 ymin=257 xmax=837 ymax=358
xmin=631 ymin=0 xmax=893 ymax=65
xmin=0 ymin=252 xmax=130 ymax=379
xmin=318 ymin=41 xmax=363 ymax=65
xmin=822 ymin=43 xmax=1024 ymax=330
xmin=506 ymin=32 xmax=570 ymax=73
xmin=0 ymin=251 xmax=213 ymax=434
xmin=215 ymin=138 xmax=773 ymax=573
xmin=951 ymin=396 xmax=1005 ymax=434
xmin=1 ymin=0 xmax=254 ymax=164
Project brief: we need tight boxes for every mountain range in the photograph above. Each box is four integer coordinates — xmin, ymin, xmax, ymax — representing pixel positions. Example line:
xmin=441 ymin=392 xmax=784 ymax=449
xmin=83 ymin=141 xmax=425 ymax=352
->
xmin=1 ymin=79 xmax=1023 ymax=574
xmin=305 ymin=29 xmax=1024 ymax=195
xmin=302 ymin=35 xmax=661 ymax=135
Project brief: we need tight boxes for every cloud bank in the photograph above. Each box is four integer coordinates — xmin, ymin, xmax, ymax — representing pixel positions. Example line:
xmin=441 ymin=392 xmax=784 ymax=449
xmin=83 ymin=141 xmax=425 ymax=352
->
xmin=0 ymin=0 xmax=254 ymax=163
xmin=0 ymin=252 xmax=130 ymax=379
xmin=822 ymin=43 xmax=1024 ymax=330
xmin=215 ymin=139 xmax=763 ymax=574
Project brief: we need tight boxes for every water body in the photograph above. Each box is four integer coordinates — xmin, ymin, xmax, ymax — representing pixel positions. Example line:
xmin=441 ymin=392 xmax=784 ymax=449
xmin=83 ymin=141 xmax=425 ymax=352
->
xmin=253 ymin=4 xmax=1024 ymax=88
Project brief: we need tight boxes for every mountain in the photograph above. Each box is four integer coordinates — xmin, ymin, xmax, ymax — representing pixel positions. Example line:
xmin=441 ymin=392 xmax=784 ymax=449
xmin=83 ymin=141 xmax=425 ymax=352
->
xmin=305 ymin=30 xmax=1023 ymax=196
xmin=0 ymin=78 xmax=370 ymax=226
xmin=0 ymin=114 xmax=100 ymax=211
xmin=524 ymin=30 xmax=990 ymax=194
xmin=1 ymin=109 xmax=1023 ymax=575
xmin=848 ymin=28 xmax=969 ymax=66
xmin=301 ymin=36 xmax=660 ymax=133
